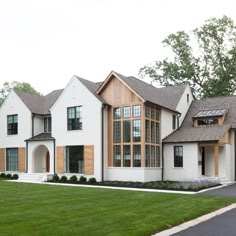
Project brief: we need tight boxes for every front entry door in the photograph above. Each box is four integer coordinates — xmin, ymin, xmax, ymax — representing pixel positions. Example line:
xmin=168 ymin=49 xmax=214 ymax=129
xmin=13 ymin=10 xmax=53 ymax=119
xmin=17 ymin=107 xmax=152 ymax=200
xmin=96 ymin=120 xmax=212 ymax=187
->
xmin=202 ymin=147 xmax=205 ymax=175
xmin=46 ymin=151 xmax=50 ymax=172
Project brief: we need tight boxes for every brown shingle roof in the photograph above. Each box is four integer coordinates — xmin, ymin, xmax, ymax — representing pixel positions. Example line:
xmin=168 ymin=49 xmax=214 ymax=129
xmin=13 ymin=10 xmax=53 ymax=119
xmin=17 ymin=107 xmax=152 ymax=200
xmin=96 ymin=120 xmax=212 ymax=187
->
xmin=163 ymin=95 xmax=236 ymax=143
xmin=113 ymin=71 xmax=187 ymax=111
xmin=14 ymin=88 xmax=63 ymax=115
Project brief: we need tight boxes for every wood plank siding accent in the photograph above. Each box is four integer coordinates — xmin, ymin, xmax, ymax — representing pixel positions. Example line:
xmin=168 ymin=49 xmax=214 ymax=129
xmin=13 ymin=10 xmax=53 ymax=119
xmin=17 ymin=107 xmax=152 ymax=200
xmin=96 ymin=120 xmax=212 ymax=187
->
xmin=219 ymin=130 xmax=230 ymax=145
xmin=214 ymin=144 xmax=219 ymax=177
xmin=18 ymin=147 xmax=26 ymax=172
xmin=0 ymin=148 xmax=5 ymax=171
xmin=84 ymin=145 xmax=94 ymax=175
xmin=56 ymin=146 xmax=65 ymax=174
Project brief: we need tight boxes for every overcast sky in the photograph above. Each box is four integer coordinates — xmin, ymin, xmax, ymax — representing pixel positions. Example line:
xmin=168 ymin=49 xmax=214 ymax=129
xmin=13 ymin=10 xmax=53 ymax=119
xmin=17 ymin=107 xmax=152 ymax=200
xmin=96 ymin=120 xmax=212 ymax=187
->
xmin=0 ymin=0 xmax=236 ymax=94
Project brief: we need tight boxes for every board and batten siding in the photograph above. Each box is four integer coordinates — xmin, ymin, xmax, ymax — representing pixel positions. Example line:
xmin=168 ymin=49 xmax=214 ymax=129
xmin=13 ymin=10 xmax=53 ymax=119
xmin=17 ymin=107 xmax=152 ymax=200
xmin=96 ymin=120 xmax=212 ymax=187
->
xmin=0 ymin=148 xmax=5 ymax=171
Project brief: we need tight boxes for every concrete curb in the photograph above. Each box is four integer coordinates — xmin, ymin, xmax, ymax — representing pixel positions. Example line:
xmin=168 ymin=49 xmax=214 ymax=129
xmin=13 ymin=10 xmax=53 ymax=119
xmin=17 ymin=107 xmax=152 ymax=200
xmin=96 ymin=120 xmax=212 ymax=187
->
xmin=153 ymin=203 xmax=236 ymax=236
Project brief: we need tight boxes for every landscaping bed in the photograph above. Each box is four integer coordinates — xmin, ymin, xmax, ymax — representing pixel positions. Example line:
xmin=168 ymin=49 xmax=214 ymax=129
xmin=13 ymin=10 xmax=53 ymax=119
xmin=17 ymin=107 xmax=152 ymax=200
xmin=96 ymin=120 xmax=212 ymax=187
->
xmin=47 ymin=174 xmax=220 ymax=192
xmin=0 ymin=172 xmax=19 ymax=180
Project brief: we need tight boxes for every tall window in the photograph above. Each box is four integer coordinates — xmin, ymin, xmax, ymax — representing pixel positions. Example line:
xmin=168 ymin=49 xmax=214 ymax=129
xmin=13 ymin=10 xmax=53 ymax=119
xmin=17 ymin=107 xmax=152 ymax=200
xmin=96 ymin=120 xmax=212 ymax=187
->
xmin=44 ymin=117 xmax=52 ymax=133
xmin=172 ymin=115 xmax=176 ymax=130
xmin=67 ymin=106 xmax=82 ymax=130
xmin=7 ymin=114 xmax=18 ymax=135
xmin=133 ymin=120 xmax=141 ymax=142
xmin=6 ymin=148 xmax=18 ymax=171
xmin=113 ymin=145 xmax=121 ymax=167
xmin=123 ymin=106 xmax=131 ymax=118
xmin=123 ymin=145 xmax=131 ymax=167
xmin=174 ymin=146 xmax=183 ymax=167
xmin=66 ymin=146 xmax=84 ymax=173
xmin=113 ymin=107 xmax=121 ymax=119
xmin=123 ymin=121 xmax=131 ymax=142
xmin=133 ymin=145 xmax=141 ymax=167
xmin=133 ymin=105 xmax=141 ymax=117
xmin=113 ymin=121 xmax=121 ymax=143
xmin=145 ymin=145 xmax=150 ymax=167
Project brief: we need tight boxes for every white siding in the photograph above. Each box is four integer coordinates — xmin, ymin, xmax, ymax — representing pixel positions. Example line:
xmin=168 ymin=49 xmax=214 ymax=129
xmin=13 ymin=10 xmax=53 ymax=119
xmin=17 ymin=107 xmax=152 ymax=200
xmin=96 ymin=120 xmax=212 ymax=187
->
xmin=161 ymin=109 xmax=177 ymax=139
xmin=229 ymin=130 xmax=235 ymax=181
xmin=33 ymin=115 xmax=44 ymax=136
xmin=51 ymin=76 xmax=103 ymax=181
xmin=175 ymin=85 xmax=193 ymax=125
xmin=164 ymin=143 xmax=198 ymax=181
xmin=0 ymin=90 xmax=31 ymax=148
xmin=105 ymin=168 xmax=162 ymax=182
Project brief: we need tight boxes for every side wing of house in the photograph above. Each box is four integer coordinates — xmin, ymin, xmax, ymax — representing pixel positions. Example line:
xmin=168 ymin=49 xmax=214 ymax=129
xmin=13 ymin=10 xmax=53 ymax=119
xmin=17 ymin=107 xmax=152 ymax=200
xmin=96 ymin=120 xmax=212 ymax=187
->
xmin=51 ymin=76 xmax=103 ymax=181
xmin=0 ymin=90 xmax=32 ymax=172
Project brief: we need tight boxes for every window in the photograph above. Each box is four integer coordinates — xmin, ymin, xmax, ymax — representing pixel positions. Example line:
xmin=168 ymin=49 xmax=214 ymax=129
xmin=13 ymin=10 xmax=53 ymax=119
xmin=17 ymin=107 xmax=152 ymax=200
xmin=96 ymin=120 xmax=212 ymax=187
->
xmin=7 ymin=114 xmax=18 ymax=135
xmin=113 ymin=145 xmax=121 ymax=167
xmin=113 ymin=121 xmax=121 ymax=143
xmin=133 ymin=120 xmax=141 ymax=142
xmin=123 ymin=106 xmax=131 ymax=118
xmin=113 ymin=107 xmax=121 ymax=119
xmin=133 ymin=105 xmax=141 ymax=117
xmin=133 ymin=145 xmax=141 ymax=167
xmin=156 ymin=123 xmax=160 ymax=144
xmin=145 ymin=145 xmax=150 ymax=167
xmin=66 ymin=146 xmax=84 ymax=173
xmin=6 ymin=148 xmax=18 ymax=171
xmin=156 ymin=146 xmax=160 ymax=167
xmin=174 ymin=146 xmax=183 ymax=167
xmin=123 ymin=121 xmax=131 ymax=142
xmin=151 ymin=121 xmax=155 ymax=143
xmin=145 ymin=107 xmax=150 ymax=118
xmin=44 ymin=117 xmax=52 ymax=133
xmin=151 ymin=108 xmax=156 ymax=119
xmin=67 ymin=106 xmax=82 ymax=130
xmin=172 ymin=115 xmax=176 ymax=130
xmin=123 ymin=145 xmax=131 ymax=167
xmin=187 ymin=94 xmax=190 ymax=103
xmin=151 ymin=146 xmax=155 ymax=167
xmin=197 ymin=119 xmax=218 ymax=126
xmin=145 ymin=120 xmax=150 ymax=142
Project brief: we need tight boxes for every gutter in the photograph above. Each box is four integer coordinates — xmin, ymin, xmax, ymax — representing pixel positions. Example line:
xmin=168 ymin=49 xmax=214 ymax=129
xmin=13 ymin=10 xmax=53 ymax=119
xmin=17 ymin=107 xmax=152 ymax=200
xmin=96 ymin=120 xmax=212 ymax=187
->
xmin=101 ymin=104 xmax=105 ymax=182
xmin=161 ymin=142 xmax=164 ymax=181
xmin=26 ymin=141 xmax=28 ymax=173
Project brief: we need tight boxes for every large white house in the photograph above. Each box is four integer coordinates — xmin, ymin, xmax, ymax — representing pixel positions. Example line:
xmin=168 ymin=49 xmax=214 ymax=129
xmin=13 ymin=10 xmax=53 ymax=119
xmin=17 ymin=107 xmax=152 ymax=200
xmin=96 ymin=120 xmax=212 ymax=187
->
xmin=0 ymin=71 xmax=235 ymax=183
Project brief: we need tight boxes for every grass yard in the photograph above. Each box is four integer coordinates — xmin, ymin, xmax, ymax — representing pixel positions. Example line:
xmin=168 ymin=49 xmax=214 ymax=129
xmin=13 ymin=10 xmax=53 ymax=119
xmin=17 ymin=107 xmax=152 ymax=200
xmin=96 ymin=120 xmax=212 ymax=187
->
xmin=0 ymin=181 xmax=235 ymax=236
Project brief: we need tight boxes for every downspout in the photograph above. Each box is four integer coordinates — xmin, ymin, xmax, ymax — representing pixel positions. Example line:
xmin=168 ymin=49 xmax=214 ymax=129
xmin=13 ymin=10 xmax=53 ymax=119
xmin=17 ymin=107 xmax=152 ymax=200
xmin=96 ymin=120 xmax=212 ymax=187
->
xmin=161 ymin=142 xmax=164 ymax=181
xmin=235 ymin=130 xmax=236 ymax=181
xmin=53 ymin=139 xmax=56 ymax=174
xmin=101 ymin=104 xmax=106 ymax=182
xmin=26 ymin=141 xmax=28 ymax=173
xmin=32 ymin=113 xmax=35 ymax=137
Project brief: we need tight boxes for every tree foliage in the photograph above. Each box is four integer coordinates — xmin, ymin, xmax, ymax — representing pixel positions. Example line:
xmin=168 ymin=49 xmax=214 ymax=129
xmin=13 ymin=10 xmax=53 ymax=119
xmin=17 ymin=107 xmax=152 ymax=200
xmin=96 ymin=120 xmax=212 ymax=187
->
xmin=0 ymin=81 xmax=41 ymax=105
xmin=139 ymin=16 xmax=236 ymax=98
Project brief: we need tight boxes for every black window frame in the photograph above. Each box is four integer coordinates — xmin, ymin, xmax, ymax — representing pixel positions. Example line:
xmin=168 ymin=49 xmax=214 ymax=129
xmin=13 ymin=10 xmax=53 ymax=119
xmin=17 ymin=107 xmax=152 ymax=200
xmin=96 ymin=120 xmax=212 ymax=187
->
xmin=66 ymin=146 xmax=84 ymax=174
xmin=67 ymin=106 xmax=82 ymax=131
xmin=174 ymin=146 xmax=183 ymax=167
xmin=172 ymin=114 xmax=176 ymax=130
xmin=44 ymin=116 xmax=52 ymax=133
xmin=7 ymin=114 xmax=18 ymax=135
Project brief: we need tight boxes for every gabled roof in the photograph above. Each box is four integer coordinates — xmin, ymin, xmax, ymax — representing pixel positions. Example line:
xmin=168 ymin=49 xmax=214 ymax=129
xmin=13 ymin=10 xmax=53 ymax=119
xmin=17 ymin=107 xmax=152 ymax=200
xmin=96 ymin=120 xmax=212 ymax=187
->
xmin=74 ymin=76 xmax=107 ymax=104
xmin=97 ymin=71 xmax=187 ymax=112
xmin=25 ymin=132 xmax=55 ymax=141
xmin=163 ymin=95 xmax=236 ymax=143
xmin=14 ymin=88 xmax=63 ymax=115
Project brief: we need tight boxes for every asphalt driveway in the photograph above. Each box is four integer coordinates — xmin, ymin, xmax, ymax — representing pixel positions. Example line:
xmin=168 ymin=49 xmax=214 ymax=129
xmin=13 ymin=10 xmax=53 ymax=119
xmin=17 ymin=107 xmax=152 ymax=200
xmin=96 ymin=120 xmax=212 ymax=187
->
xmin=199 ymin=183 xmax=236 ymax=198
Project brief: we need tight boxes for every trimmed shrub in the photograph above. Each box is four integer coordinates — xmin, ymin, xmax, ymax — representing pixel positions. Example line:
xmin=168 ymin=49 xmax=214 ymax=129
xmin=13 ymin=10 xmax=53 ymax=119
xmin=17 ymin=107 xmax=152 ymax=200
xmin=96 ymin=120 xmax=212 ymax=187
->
xmin=70 ymin=175 xmax=78 ymax=183
xmin=79 ymin=176 xmax=87 ymax=183
xmin=52 ymin=174 xmax=59 ymax=182
xmin=0 ymin=173 xmax=6 ymax=178
xmin=88 ymin=177 xmax=96 ymax=183
xmin=6 ymin=173 xmax=12 ymax=179
xmin=12 ymin=174 xmax=19 ymax=180
xmin=60 ymin=176 xmax=68 ymax=183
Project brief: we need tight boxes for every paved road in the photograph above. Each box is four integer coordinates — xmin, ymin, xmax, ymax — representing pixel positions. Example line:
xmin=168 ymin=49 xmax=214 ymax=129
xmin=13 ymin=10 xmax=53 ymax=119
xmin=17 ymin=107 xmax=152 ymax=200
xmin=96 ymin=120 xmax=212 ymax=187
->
xmin=199 ymin=183 xmax=236 ymax=198
xmin=173 ymin=207 xmax=236 ymax=236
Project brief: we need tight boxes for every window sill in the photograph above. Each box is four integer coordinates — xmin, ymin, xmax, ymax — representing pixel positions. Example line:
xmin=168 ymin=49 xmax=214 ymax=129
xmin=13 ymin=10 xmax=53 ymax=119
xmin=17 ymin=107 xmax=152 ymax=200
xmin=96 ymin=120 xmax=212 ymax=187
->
xmin=173 ymin=167 xmax=184 ymax=169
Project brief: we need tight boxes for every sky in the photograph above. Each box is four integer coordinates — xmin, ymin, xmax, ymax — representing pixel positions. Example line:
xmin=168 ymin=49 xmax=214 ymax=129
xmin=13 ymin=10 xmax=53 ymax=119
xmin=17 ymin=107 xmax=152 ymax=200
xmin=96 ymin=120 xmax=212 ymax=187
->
xmin=0 ymin=0 xmax=236 ymax=95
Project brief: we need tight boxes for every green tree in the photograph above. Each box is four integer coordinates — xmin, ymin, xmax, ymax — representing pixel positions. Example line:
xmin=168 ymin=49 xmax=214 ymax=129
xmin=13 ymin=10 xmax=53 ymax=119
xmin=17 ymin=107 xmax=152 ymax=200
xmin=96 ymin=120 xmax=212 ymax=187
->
xmin=0 ymin=81 xmax=41 ymax=105
xmin=139 ymin=16 xmax=236 ymax=98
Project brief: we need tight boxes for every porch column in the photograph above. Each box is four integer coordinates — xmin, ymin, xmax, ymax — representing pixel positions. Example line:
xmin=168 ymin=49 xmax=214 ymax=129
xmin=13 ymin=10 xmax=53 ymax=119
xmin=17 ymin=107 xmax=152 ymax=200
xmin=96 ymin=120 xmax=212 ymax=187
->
xmin=214 ymin=144 xmax=219 ymax=177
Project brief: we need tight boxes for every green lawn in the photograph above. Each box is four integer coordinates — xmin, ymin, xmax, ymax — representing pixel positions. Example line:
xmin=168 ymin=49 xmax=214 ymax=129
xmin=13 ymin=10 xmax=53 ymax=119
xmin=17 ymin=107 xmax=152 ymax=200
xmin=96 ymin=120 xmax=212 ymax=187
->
xmin=0 ymin=181 xmax=235 ymax=236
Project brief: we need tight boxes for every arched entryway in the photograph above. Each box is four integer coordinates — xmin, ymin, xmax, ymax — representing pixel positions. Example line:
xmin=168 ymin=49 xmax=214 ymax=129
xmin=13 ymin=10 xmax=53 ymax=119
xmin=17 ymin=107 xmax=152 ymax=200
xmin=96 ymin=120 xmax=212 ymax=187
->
xmin=33 ymin=145 xmax=50 ymax=173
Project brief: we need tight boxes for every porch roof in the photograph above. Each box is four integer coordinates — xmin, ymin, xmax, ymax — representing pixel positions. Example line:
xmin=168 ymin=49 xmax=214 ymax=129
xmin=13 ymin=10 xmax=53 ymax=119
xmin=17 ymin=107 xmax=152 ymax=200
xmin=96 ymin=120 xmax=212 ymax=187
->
xmin=25 ymin=133 xmax=55 ymax=142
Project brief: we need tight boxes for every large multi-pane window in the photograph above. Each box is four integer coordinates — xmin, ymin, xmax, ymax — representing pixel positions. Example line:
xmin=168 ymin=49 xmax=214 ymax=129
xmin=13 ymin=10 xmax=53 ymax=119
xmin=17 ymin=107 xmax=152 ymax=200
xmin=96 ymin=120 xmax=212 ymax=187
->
xmin=133 ymin=145 xmax=141 ymax=167
xmin=145 ymin=145 xmax=161 ymax=167
xmin=133 ymin=120 xmax=141 ymax=142
xmin=44 ymin=117 xmax=52 ymax=133
xmin=113 ymin=145 xmax=121 ymax=167
xmin=7 ymin=114 xmax=18 ymax=135
xmin=123 ymin=145 xmax=131 ymax=167
xmin=67 ymin=106 xmax=82 ymax=130
xmin=174 ymin=146 xmax=183 ymax=167
xmin=113 ymin=121 xmax=121 ymax=143
xmin=6 ymin=148 xmax=18 ymax=171
xmin=123 ymin=106 xmax=131 ymax=118
xmin=66 ymin=146 xmax=84 ymax=173
xmin=145 ymin=120 xmax=150 ymax=143
xmin=113 ymin=108 xmax=121 ymax=119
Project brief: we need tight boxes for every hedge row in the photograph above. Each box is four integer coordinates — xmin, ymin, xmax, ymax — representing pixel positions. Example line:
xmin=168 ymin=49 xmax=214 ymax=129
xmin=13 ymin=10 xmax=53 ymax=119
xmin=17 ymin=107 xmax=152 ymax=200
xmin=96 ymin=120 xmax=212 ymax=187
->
xmin=0 ymin=173 xmax=19 ymax=180
xmin=50 ymin=174 xmax=96 ymax=184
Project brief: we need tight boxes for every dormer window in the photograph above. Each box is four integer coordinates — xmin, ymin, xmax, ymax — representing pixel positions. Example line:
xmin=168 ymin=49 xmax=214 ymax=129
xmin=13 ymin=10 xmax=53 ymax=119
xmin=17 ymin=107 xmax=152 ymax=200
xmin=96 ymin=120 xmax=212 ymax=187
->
xmin=193 ymin=109 xmax=227 ymax=127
